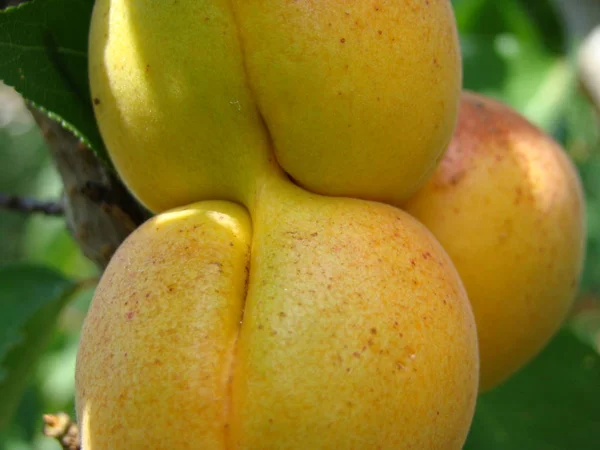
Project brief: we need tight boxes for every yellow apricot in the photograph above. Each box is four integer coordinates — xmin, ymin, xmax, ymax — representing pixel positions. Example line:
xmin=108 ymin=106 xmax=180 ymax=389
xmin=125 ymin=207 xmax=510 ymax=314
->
xmin=405 ymin=91 xmax=586 ymax=391
xmin=76 ymin=172 xmax=479 ymax=449
xmin=89 ymin=0 xmax=461 ymax=212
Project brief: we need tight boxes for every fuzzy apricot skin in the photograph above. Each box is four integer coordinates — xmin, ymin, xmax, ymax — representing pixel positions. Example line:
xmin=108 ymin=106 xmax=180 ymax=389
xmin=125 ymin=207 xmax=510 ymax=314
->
xmin=405 ymin=91 xmax=586 ymax=392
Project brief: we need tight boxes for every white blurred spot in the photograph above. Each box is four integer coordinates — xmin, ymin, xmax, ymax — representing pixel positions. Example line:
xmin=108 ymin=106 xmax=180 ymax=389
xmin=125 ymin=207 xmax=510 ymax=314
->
xmin=0 ymin=81 xmax=34 ymax=135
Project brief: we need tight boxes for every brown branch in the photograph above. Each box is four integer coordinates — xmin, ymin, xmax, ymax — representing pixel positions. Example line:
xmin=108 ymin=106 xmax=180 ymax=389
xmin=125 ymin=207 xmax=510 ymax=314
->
xmin=43 ymin=413 xmax=80 ymax=450
xmin=0 ymin=193 xmax=64 ymax=216
xmin=28 ymin=108 xmax=151 ymax=269
xmin=4 ymin=2 xmax=150 ymax=270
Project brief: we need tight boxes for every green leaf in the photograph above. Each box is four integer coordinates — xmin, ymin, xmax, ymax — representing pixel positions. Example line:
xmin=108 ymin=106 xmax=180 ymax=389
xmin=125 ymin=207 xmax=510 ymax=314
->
xmin=455 ymin=0 xmax=575 ymax=133
xmin=465 ymin=328 xmax=600 ymax=450
xmin=0 ymin=264 xmax=76 ymax=429
xmin=0 ymin=0 xmax=108 ymax=162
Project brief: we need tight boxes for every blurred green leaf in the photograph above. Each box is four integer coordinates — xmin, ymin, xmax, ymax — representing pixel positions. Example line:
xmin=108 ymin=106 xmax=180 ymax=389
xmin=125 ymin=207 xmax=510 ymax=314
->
xmin=0 ymin=264 xmax=75 ymax=430
xmin=23 ymin=216 xmax=98 ymax=280
xmin=455 ymin=0 xmax=575 ymax=132
xmin=465 ymin=328 xmax=600 ymax=450
xmin=563 ymin=92 xmax=600 ymax=293
xmin=0 ymin=0 xmax=107 ymax=162
xmin=454 ymin=0 xmax=564 ymax=50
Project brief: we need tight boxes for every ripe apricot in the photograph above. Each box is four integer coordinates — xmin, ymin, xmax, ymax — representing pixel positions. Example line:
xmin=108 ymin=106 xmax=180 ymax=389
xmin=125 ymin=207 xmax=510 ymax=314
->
xmin=405 ymin=91 xmax=586 ymax=391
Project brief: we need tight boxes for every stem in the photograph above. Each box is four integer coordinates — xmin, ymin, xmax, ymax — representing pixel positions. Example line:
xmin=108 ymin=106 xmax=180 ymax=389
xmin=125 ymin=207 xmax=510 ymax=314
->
xmin=0 ymin=193 xmax=64 ymax=216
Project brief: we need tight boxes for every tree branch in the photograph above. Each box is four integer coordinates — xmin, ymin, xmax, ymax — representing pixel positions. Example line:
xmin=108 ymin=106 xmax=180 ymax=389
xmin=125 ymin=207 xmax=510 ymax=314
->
xmin=29 ymin=108 xmax=151 ymax=269
xmin=0 ymin=193 xmax=64 ymax=216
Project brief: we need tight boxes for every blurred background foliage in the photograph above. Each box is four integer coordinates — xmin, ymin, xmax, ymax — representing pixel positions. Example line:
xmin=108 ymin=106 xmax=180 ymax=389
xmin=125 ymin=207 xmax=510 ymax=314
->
xmin=1 ymin=0 xmax=600 ymax=448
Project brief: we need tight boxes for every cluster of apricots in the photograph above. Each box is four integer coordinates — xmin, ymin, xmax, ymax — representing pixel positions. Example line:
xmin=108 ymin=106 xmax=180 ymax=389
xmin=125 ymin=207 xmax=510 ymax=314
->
xmin=75 ymin=1 xmax=585 ymax=449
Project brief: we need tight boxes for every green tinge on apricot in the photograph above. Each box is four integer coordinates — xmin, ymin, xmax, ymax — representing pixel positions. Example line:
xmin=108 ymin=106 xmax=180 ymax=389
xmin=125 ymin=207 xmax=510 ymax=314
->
xmin=89 ymin=0 xmax=273 ymax=212
xmin=89 ymin=0 xmax=461 ymax=212
xmin=405 ymin=91 xmax=586 ymax=392
xmin=75 ymin=174 xmax=479 ymax=449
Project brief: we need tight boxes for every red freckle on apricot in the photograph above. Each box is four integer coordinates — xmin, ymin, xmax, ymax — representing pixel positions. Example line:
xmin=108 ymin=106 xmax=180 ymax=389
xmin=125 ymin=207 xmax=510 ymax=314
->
xmin=125 ymin=311 xmax=134 ymax=320
xmin=340 ymin=38 xmax=346 ymax=43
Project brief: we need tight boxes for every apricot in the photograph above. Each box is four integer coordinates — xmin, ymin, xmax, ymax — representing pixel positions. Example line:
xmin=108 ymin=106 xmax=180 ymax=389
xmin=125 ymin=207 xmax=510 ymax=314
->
xmin=88 ymin=0 xmax=461 ymax=212
xmin=405 ymin=91 xmax=586 ymax=391
xmin=75 ymin=170 xmax=479 ymax=449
